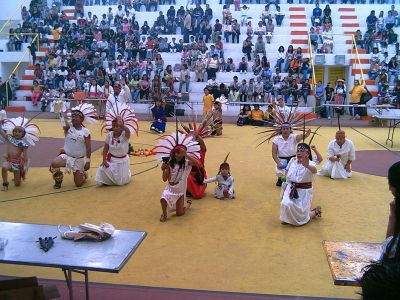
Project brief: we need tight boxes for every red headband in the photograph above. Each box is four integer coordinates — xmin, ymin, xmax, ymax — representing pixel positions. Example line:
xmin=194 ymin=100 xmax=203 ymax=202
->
xmin=173 ymin=145 xmax=187 ymax=151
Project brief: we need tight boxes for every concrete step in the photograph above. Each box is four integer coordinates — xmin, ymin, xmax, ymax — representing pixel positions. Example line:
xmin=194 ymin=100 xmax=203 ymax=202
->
xmin=340 ymin=15 xmax=357 ymax=19
xmin=342 ymin=23 xmax=360 ymax=27
xmin=289 ymin=15 xmax=307 ymax=19
xmin=350 ymin=58 xmax=370 ymax=64
xmin=288 ymin=7 xmax=305 ymax=11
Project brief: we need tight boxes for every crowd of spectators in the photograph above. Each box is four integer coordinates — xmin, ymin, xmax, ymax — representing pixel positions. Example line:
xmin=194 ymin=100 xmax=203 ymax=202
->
xmin=2 ymin=0 xmax=399 ymax=117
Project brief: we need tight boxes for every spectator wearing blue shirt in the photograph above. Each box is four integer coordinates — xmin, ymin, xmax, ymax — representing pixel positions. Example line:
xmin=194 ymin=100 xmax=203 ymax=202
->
xmin=311 ymin=3 xmax=322 ymax=27
xmin=366 ymin=11 xmax=377 ymax=31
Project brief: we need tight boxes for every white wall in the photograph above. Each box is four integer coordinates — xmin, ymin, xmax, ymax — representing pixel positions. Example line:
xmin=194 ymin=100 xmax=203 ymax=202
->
xmin=0 ymin=0 xmax=30 ymax=22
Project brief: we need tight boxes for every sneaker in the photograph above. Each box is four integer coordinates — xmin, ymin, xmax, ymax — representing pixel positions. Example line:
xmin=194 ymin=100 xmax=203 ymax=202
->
xmin=327 ymin=117 xmax=331 ymax=119
xmin=276 ymin=178 xmax=282 ymax=187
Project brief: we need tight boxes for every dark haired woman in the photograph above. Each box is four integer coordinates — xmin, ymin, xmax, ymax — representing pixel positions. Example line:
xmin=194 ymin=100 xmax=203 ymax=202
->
xmin=280 ymin=143 xmax=322 ymax=226
xmin=160 ymin=144 xmax=199 ymax=222
xmin=381 ymin=161 xmax=400 ymax=262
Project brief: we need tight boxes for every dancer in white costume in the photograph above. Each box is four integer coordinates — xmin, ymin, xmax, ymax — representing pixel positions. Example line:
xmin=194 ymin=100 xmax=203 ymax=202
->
xmin=96 ymin=102 xmax=138 ymax=186
xmin=50 ymin=103 xmax=97 ymax=189
xmin=1 ymin=116 xmax=40 ymax=191
xmin=153 ymin=131 xmax=200 ymax=222
xmin=318 ymin=130 xmax=355 ymax=179
xmin=280 ymin=143 xmax=322 ymax=226
xmin=257 ymin=105 xmax=312 ymax=187
xmin=203 ymin=153 xmax=235 ymax=199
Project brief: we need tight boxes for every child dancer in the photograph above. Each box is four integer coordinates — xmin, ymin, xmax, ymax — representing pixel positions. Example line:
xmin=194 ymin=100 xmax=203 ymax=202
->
xmin=153 ymin=131 xmax=200 ymax=222
xmin=1 ymin=116 xmax=40 ymax=191
xmin=203 ymin=153 xmax=235 ymax=199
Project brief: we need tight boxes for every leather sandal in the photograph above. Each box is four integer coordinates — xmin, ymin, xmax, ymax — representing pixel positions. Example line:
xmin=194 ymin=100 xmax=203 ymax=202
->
xmin=2 ymin=182 xmax=9 ymax=191
xmin=53 ymin=171 xmax=64 ymax=189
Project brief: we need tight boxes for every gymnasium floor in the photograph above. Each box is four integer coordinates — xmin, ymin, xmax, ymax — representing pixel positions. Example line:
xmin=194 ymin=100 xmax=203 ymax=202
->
xmin=0 ymin=117 xmax=399 ymax=299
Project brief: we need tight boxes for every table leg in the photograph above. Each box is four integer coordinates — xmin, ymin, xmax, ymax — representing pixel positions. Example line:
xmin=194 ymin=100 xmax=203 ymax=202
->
xmin=62 ymin=268 xmax=74 ymax=300
xmin=84 ymin=270 xmax=89 ymax=300
xmin=390 ymin=120 xmax=395 ymax=148
xmin=62 ymin=268 xmax=90 ymax=300
xmin=386 ymin=120 xmax=394 ymax=147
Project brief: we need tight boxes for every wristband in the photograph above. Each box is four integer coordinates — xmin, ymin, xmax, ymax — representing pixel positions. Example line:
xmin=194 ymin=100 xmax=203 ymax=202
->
xmin=85 ymin=158 xmax=91 ymax=163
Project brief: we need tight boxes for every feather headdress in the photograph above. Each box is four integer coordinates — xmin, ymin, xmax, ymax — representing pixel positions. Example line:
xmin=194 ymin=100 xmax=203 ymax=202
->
xmin=70 ymin=103 xmax=98 ymax=124
xmin=219 ymin=152 xmax=230 ymax=169
xmin=256 ymin=106 xmax=317 ymax=147
xmin=101 ymin=101 xmax=139 ymax=135
xmin=153 ymin=131 xmax=201 ymax=161
xmin=2 ymin=116 xmax=40 ymax=146
xmin=180 ymin=112 xmax=214 ymax=139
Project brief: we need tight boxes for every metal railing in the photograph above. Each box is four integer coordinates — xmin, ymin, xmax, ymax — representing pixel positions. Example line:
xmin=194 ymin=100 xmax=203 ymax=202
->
xmin=0 ymin=32 xmax=40 ymax=52
xmin=351 ymin=34 xmax=366 ymax=85
xmin=0 ymin=0 xmax=28 ymax=34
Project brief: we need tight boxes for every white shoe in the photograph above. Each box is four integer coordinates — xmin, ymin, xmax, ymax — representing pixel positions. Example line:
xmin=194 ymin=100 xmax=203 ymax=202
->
xmin=327 ymin=117 xmax=331 ymax=119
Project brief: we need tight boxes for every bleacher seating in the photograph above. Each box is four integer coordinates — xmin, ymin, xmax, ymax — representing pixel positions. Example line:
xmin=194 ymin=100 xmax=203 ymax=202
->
xmin=2 ymin=1 xmax=399 ymax=116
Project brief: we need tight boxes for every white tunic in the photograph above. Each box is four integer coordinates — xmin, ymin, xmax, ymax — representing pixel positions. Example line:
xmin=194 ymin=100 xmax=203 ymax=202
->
xmin=64 ymin=127 xmax=90 ymax=158
xmin=275 ymin=105 xmax=291 ymax=117
xmin=272 ymin=134 xmax=299 ymax=176
xmin=161 ymin=161 xmax=192 ymax=212
xmin=318 ymin=139 xmax=356 ymax=179
xmin=203 ymin=174 xmax=235 ymax=199
xmin=61 ymin=126 xmax=90 ymax=173
xmin=95 ymin=131 xmax=131 ymax=186
xmin=280 ymin=158 xmax=316 ymax=226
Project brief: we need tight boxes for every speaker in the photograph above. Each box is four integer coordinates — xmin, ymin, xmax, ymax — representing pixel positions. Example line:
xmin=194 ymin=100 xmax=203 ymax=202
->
xmin=335 ymin=55 xmax=346 ymax=65
xmin=176 ymin=109 xmax=185 ymax=116
xmin=165 ymin=102 xmax=175 ymax=117
xmin=314 ymin=55 xmax=325 ymax=65
xmin=181 ymin=92 xmax=189 ymax=102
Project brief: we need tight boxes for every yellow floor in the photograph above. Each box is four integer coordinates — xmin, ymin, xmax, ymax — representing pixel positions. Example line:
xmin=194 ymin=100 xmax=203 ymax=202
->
xmin=0 ymin=119 xmax=398 ymax=299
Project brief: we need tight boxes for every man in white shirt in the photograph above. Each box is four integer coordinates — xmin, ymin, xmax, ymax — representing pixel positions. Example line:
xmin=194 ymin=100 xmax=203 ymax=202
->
xmin=63 ymin=74 xmax=76 ymax=93
xmin=318 ymin=130 xmax=356 ymax=179
xmin=274 ymin=96 xmax=291 ymax=117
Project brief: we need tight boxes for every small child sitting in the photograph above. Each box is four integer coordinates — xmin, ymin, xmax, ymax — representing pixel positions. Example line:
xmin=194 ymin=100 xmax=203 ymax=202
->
xmin=203 ymin=158 xmax=235 ymax=199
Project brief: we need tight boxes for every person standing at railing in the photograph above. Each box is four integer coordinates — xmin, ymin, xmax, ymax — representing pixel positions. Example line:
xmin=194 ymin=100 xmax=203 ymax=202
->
xmin=27 ymin=43 xmax=37 ymax=66
xmin=324 ymin=82 xmax=334 ymax=120
xmin=314 ymin=81 xmax=325 ymax=118
xmin=348 ymin=80 xmax=367 ymax=120
xmin=9 ymin=74 xmax=20 ymax=101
